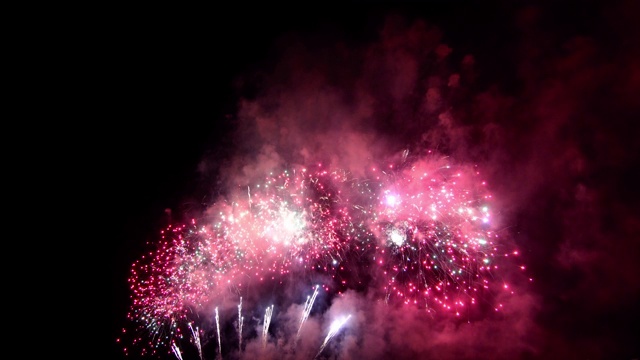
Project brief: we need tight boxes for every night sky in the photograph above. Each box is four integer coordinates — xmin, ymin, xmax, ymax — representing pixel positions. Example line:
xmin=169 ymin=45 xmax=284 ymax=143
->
xmin=105 ymin=2 xmax=640 ymax=359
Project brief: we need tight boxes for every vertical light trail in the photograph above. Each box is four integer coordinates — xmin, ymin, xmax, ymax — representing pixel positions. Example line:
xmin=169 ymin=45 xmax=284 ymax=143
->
xmin=237 ymin=297 xmax=244 ymax=352
xmin=215 ymin=307 xmax=222 ymax=359
xmin=296 ymin=285 xmax=320 ymax=340
xmin=189 ymin=322 xmax=203 ymax=360
xmin=262 ymin=305 xmax=274 ymax=348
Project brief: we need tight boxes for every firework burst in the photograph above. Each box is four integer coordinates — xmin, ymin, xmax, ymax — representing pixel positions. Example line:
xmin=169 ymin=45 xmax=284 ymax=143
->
xmin=122 ymin=154 xmax=524 ymax=359
xmin=365 ymin=157 xmax=516 ymax=314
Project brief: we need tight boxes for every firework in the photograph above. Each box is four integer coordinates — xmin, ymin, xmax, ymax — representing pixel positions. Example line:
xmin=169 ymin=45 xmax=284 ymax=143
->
xmin=296 ymin=284 xmax=319 ymax=341
xmin=215 ymin=307 xmax=221 ymax=359
xmin=262 ymin=305 xmax=274 ymax=348
xmin=366 ymin=158 xmax=512 ymax=313
xmin=121 ymin=155 xmax=524 ymax=359
xmin=188 ymin=323 xmax=203 ymax=360
xmin=171 ymin=342 xmax=183 ymax=360
xmin=237 ymin=297 xmax=244 ymax=352
xmin=315 ymin=315 xmax=351 ymax=359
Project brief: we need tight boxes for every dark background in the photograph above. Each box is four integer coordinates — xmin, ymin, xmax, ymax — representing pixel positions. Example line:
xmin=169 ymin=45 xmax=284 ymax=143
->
xmin=97 ymin=2 xmax=640 ymax=359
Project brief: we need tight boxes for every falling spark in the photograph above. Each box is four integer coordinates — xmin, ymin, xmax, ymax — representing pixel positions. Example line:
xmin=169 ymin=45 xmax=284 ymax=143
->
xmin=262 ymin=305 xmax=274 ymax=348
xmin=297 ymin=285 xmax=320 ymax=341
xmin=315 ymin=315 xmax=352 ymax=359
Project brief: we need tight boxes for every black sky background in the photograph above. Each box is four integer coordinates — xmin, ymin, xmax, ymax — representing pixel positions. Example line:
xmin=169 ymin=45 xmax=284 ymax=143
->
xmin=102 ymin=2 xmax=640 ymax=359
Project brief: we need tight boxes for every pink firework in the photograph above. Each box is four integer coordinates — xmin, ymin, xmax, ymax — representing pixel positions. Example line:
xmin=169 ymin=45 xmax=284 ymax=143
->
xmin=124 ymin=165 xmax=358 ymax=355
xmin=366 ymin=156 xmax=517 ymax=314
xmin=123 ymin=156 xmax=524 ymax=357
xmin=195 ymin=164 xmax=359 ymax=290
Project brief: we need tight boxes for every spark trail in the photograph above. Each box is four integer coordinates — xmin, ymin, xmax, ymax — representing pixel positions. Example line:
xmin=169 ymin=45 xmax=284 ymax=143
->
xmin=215 ymin=307 xmax=222 ymax=360
xmin=296 ymin=285 xmax=320 ymax=341
xmin=171 ymin=342 xmax=183 ymax=360
xmin=237 ymin=297 xmax=244 ymax=352
xmin=315 ymin=315 xmax=352 ymax=359
xmin=188 ymin=323 xmax=203 ymax=360
xmin=262 ymin=305 xmax=274 ymax=348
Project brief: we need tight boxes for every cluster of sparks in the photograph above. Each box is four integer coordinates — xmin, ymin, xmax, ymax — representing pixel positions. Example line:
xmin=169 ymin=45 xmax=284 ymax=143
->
xmin=122 ymin=154 xmax=525 ymax=359
xmin=371 ymin=160 xmax=507 ymax=313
